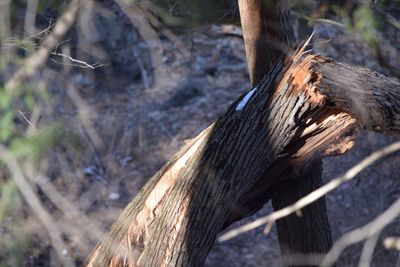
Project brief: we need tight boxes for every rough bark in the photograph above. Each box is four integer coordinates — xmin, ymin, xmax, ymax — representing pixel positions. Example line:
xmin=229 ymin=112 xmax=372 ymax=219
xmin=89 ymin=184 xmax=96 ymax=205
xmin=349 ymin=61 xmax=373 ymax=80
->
xmin=313 ymin=59 xmax=400 ymax=134
xmin=271 ymin=162 xmax=333 ymax=267
xmin=238 ymin=1 xmax=332 ymax=264
xmin=85 ymin=51 xmax=400 ymax=267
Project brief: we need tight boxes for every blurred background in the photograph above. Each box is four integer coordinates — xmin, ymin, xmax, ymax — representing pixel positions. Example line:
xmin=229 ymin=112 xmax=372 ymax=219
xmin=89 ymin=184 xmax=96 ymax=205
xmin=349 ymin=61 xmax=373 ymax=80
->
xmin=0 ymin=0 xmax=399 ymax=266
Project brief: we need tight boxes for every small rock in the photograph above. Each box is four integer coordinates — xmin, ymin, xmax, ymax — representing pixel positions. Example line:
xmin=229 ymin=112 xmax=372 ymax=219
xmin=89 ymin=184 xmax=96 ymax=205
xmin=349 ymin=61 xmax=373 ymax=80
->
xmin=109 ymin=192 xmax=120 ymax=200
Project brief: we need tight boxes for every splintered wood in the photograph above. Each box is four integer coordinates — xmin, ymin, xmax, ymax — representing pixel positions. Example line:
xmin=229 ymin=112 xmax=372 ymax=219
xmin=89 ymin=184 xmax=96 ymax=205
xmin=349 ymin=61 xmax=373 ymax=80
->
xmin=86 ymin=50 xmax=400 ymax=267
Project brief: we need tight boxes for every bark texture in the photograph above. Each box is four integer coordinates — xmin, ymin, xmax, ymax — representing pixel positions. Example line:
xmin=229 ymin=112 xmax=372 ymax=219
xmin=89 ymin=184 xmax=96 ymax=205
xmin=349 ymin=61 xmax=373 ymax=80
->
xmin=238 ymin=1 xmax=333 ymax=264
xmin=271 ymin=162 xmax=333 ymax=267
xmin=86 ymin=51 xmax=400 ymax=267
xmin=238 ymin=0 xmax=295 ymax=85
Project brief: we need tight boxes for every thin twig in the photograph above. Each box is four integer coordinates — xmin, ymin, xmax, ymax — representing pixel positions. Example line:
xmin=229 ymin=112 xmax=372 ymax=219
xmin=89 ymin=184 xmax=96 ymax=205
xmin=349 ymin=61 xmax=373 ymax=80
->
xmin=66 ymin=83 xmax=120 ymax=183
xmin=218 ymin=141 xmax=400 ymax=242
xmin=50 ymin=52 xmax=106 ymax=69
xmin=321 ymin=197 xmax=400 ymax=266
xmin=17 ymin=109 xmax=37 ymax=132
xmin=5 ymin=0 xmax=82 ymax=91
xmin=66 ymin=83 xmax=104 ymax=150
xmin=292 ymin=11 xmax=345 ymax=28
xmin=35 ymin=175 xmax=104 ymax=241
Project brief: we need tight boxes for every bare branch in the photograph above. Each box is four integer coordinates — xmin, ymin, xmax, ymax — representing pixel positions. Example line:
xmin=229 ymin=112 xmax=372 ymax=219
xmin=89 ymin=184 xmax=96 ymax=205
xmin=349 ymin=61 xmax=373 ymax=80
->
xmin=66 ymin=83 xmax=104 ymax=150
xmin=358 ymin=233 xmax=380 ymax=267
xmin=321 ymin=197 xmax=400 ymax=266
xmin=292 ymin=11 xmax=345 ymax=28
xmin=5 ymin=0 xmax=82 ymax=91
xmin=50 ymin=51 xmax=106 ymax=69
xmin=34 ymin=175 xmax=104 ymax=241
xmin=218 ymin=141 xmax=400 ymax=242
xmin=0 ymin=145 xmax=75 ymax=267
xmin=17 ymin=109 xmax=37 ymax=132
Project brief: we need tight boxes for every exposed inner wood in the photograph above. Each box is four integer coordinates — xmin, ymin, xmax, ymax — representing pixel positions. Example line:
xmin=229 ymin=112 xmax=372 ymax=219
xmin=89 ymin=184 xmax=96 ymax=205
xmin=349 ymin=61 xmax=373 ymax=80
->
xmin=239 ymin=1 xmax=333 ymax=263
xmin=86 ymin=52 xmax=400 ymax=267
xmin=226 ymin=109 xmax=356 ymax=227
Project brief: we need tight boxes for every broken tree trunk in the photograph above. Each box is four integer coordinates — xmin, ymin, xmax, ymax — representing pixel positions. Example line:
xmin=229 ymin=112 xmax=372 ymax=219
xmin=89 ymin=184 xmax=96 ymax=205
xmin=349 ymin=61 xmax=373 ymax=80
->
xmin=238 ymin=0 xmax=332 ymax=264
xmin=86 ymin=49 xmax=400 ymax=266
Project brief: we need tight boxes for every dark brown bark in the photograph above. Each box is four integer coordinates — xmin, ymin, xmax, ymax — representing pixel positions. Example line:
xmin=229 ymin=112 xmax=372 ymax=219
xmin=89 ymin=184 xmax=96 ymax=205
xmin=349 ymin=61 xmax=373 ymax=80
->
xmin=238 ymin=1 xmax=332 ymax=265
xmin=313 ymin=58 xmax=400 ymax=134
xmin=272 ymin=162 xmax=333 ymax=267
xmin=86 ymin=51 xmax=400 ymax=267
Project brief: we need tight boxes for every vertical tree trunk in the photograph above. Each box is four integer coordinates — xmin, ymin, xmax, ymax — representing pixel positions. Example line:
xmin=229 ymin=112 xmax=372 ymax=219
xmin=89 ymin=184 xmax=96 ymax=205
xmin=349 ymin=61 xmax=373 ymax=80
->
xmin=86 ymin=55 xmax=334 ymax=267
xmin=238 ymin=1 xmax=333 ymax=266
xmin=85 ymin=1 xmax=400 ymax=266
xmin=272 ymin=162 xmax=333 ymax=266
xmin=85 ymin=51 xmax=400 ymax=267
xmin=239 ymin=0 xmax=295 ymax=84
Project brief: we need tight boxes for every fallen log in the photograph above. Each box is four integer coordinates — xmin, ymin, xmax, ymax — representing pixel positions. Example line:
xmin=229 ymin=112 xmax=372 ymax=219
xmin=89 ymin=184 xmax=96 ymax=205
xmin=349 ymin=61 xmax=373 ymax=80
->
xmin=85 ymin=47 xmax=400 ymax=266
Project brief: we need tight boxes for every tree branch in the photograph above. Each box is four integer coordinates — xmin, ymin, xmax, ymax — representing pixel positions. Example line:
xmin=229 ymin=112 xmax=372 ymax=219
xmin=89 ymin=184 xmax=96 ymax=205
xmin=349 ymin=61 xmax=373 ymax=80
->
xmin=5 ymin=0 xmax=82 ymax=91
xmin=219 ymin=141 xmax=400 ymax=242
xmin=238 ymin=1 xmax=334 ymax=264
xmin=86 ymin=50 xmax=400 ymax=266
xmin=0 ymin=146 xmax=75 ymax=267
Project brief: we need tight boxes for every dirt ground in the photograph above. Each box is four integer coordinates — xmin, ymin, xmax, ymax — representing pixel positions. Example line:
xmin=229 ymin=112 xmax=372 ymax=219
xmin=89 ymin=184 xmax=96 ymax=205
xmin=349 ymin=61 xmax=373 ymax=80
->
xmin=1 ymin=1 xmax=400 ymax=266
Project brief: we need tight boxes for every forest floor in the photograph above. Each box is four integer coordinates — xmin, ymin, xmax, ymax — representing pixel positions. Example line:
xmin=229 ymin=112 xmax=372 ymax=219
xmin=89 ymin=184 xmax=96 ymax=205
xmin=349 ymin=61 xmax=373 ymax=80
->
xmin=2 ymin=2 xmax=400 ymax=266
